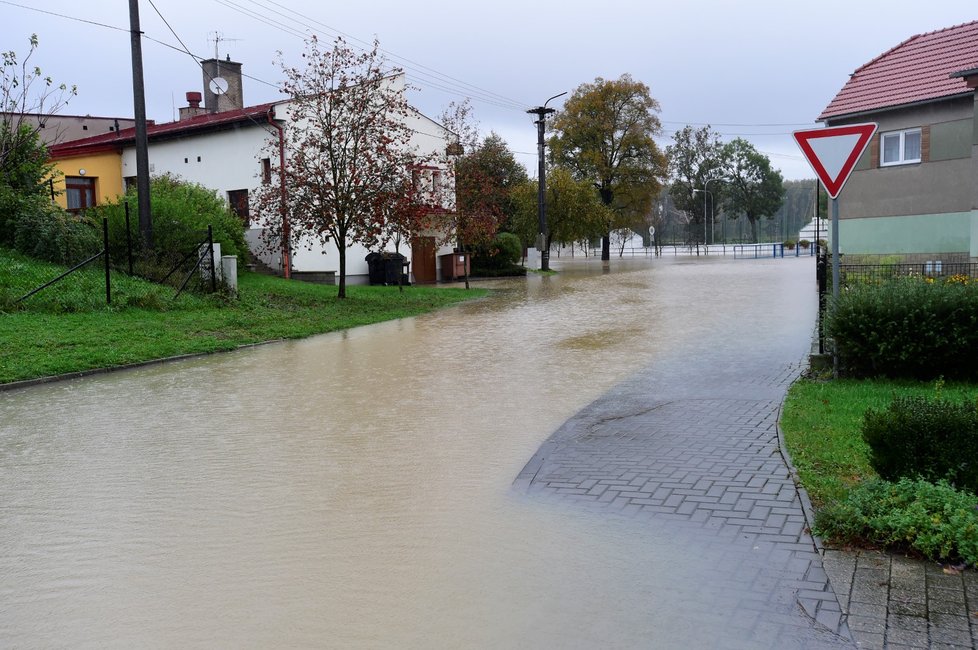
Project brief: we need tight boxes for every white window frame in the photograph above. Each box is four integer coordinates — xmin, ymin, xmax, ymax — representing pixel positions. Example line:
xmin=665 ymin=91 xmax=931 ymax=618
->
xmin=880 ymin=128 xmax=922 ymax=167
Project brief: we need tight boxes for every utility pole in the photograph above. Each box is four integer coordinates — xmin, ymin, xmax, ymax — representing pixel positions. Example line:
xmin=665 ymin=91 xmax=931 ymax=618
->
xmin=128 ymin=0 xmax=153 ymax=249
xmin=527 ymin=92 xmax=566 ymax=272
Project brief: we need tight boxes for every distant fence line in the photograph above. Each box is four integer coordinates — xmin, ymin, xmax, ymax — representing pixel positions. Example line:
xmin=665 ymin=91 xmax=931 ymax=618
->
xmin=549 ymin=243 xmax=818 ymax=259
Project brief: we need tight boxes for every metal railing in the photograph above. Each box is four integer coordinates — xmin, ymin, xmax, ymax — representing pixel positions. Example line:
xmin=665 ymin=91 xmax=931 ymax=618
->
xmin=837 ymin=261 xmax=978 ymax=285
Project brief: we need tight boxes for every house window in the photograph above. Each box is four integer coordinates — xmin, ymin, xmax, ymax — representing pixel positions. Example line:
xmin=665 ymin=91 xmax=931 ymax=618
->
xmin=261 ymin=158 xmax=271 ymax=185
xmin=124 ymin=176 xmax=137 ymax=193
xmin=227 ymin=189 xmax=250 ymax=227
xmin=880 ymin=128 xmax=922 ymax=166
xmin=65 ymin=176 xmax=96 ymax=213
xmin=432 ymin=170 xmax=441 ymax=195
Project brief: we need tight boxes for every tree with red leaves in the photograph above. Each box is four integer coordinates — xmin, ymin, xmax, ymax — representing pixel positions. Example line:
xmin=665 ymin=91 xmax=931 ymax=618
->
xmin=256 ymin=36 xmax=431 ymax=298
xmin=438 ymin=101 xmax=526 ymax=287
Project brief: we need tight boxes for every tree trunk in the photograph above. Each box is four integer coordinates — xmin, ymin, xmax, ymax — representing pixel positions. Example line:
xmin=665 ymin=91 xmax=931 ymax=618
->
xmin=749 ymin=217 xmax=758 ymax=244
xmin=599 ymin=186 xmax=613 ymax=261
xmin=337 ymin=232 xmax=347 ymax=299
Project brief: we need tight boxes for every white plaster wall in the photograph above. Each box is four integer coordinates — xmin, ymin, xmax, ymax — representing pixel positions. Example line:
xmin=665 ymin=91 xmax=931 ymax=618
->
xmin=125 ymin=83 xmax=454 ymax=279
xmin=121 ymin=125 xmax=268 ymax=196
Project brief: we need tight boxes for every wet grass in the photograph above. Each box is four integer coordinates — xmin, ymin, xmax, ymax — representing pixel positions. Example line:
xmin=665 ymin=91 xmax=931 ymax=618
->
xmin=780 ymin=378 xmax=978 ymax=508
xmin=1 ymin=248 xmax=487 ymax=384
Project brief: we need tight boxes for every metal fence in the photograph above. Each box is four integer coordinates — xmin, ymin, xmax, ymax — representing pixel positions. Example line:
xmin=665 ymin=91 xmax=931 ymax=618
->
xmin=813 ymin=252 xmax=978 ymax=356
xmin=837 ymin=261 xmax=978 ymax=285
xmin=8 ymin=218 xmax=220 ymax=311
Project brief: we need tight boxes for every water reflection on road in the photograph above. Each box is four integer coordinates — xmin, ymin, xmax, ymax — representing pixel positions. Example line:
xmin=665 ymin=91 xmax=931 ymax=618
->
xmin=0 ymin=256 xmax=816 ymax=648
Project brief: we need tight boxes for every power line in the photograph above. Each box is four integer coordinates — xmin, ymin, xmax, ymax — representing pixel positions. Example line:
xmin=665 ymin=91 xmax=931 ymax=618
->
xmin=2 ymin=0 xmax=814 ymax=167
xmin=0 ymin=0 xmax=128 ymax=33
xmin=146 ymin=0 xmax=279 ymax=137
xmin=662 ymin=119 xmax=814 ymax=128
xmin=235 ymin=0 xmax=529 ymax=110
xmin=210 ymin=0 xmax=529 ymax=112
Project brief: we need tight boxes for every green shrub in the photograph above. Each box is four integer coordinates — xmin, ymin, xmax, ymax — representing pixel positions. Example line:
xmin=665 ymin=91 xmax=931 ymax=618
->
xmin=862 ymin=394 xmax=978 ymax=491
xmin=472 ymin=232 xmax=523 ymax=271
xmin=814 ymin=478 xmax=978 ymax=564
xmin=494 ymin=232 xmax=522 ymax=266
xmin=469 ymin=265 xmax=526 ymax=278
xmin=0 ymin=120 xmax=57 ymax=241
xmin=827 ymin=277 xmax=978 ymax=379
xmin=783 ymin=239 xmax=796 ymax=250
xmin=798 ymin=239 xmax=811 ymax=249
xmin=11 ymin=202 xmax=101 ymax=265
xmin=91 ymin=173 xmax=247 ymax=267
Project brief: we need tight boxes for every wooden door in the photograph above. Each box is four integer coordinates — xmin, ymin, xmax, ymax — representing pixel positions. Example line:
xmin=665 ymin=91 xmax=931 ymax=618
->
xmin=411 ymin=236 xmax=436 ymax=284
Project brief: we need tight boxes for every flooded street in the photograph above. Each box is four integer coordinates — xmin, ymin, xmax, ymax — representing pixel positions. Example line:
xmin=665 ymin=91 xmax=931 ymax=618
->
xmin=1 ymin=256 xmax=818 ymax=648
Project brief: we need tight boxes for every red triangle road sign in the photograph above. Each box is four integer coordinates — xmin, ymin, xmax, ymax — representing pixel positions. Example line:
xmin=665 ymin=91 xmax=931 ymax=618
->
xmin=793 ymin=123 xmax=877 ymax=199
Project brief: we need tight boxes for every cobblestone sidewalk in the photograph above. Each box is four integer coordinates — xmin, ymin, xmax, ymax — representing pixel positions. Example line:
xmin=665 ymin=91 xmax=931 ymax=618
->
xmin=515 ymin=357 xmax=853 ymax=648
xmin=516 ymin=347 xmax=978 ymax=649
xmin=823 ymin=550 xmax=978 ymax=649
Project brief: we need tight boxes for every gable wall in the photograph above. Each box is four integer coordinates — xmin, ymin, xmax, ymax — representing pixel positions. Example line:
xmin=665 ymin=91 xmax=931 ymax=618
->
xmin=827 ymin=96 xmax=975 ymax=220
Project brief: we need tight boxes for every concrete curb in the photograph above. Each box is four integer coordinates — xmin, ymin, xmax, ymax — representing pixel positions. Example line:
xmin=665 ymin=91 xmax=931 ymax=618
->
xmin=776 ymin=404 xmax=826 ymax=556
xmin=0 ymin=339 xmax=286 ymax=393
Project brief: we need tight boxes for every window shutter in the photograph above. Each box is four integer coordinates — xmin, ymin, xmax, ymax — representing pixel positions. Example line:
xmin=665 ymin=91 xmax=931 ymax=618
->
xmin=870 ymin=134 xmax=880 ymax=168
xmin=921 ymin=125 xmax=930 ymax=162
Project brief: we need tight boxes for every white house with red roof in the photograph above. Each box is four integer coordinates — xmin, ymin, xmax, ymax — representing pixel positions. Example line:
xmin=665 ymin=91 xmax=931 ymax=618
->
xmin=48 ymin=59 xmax=456 ymax=283
xmin=818 ymin=21 xmax=978 ymax=262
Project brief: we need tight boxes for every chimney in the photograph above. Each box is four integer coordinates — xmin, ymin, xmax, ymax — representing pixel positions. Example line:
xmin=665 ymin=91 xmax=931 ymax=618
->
xmin=179 ymin=91 xmax=207 ymax=121
xmin=201 ymin=58 xmax=244 ymax=113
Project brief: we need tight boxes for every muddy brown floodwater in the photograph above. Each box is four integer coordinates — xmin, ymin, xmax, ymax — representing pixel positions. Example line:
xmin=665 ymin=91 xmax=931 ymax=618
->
xmin=0 ymin=256 xmax=817 ymax=648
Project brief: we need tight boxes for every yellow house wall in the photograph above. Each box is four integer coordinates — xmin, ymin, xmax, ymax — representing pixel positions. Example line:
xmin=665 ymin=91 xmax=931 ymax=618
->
xmin=50 ymin=151 xmax=124 ymax=209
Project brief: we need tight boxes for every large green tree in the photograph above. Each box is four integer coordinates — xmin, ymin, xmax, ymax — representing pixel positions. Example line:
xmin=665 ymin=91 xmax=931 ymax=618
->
xmin=721 ymin=138 xmax=785 ymax=243
xmin=512 ymin=166 xmax=612 ymax=252
xmin=458 ymin=131 xmax=527 ymax=235
xmin=666 ymin=125 xmax=724 ymax=246
xmin=549 ymin=74 xmax=667 ymax=260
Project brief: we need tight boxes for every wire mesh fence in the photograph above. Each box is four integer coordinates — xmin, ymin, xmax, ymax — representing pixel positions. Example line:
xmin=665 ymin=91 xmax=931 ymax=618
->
xmin=2 ymin=220 xmax=221 ymax=313
xmin=838 ymin=262 xmax=978 ymax=286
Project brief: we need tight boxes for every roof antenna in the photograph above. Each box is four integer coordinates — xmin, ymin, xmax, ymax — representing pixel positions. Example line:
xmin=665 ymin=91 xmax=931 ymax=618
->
xmin=208 ymin=31 xmax=242 ymax=61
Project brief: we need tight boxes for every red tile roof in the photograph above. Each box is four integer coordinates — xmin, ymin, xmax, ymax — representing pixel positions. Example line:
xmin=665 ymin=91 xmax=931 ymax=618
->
xmin=48 ymin=101 xmax=279 ymax=159
xmin=819 ymin=21 xmax=978 ymax=121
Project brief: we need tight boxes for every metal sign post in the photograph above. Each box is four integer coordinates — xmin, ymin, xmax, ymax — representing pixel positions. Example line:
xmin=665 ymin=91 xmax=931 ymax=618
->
xmin=793 ymin=123 xmax=878 ymax=376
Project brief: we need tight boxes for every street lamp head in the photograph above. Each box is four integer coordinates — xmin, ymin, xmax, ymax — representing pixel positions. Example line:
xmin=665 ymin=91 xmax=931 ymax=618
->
xmin=544 ymin=91 xmax=567 ymax=109
xmin=692 ymin=188 xmax=702 ymax=195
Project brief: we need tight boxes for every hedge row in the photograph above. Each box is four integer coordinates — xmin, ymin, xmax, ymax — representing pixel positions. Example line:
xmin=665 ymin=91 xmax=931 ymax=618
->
xmin=827 ymin=277 xmax=978 ymax=379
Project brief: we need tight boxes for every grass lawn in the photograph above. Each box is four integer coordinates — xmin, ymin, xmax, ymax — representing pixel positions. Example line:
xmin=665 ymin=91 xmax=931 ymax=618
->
xmin=780 ymin=377 xmax=978 ymax=508
xmin=1 ymin=248 xmax=487 ymax=385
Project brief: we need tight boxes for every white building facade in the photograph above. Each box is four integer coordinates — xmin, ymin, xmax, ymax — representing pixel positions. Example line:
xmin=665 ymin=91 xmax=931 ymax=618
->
xmin=96 ymin=64 xmax=458 ymax=283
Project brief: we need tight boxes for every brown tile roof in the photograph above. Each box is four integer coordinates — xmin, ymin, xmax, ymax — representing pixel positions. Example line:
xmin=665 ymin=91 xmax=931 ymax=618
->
xmin=818 ymin=20 xmax=978 ymax=121
xmin=48 ymin=102 xmax=278 ymax=159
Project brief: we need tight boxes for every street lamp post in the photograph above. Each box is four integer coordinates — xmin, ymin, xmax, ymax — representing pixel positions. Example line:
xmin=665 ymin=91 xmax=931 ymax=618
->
xmin=692 ymin=188 xmax=713 ymax=249
xmin=527 ymin=92 xmax=566 ymax=272
xmin=446 ymin=141 xmax=466 ymax=289
xmin=705 ymin=177 xmax=725 ymax=245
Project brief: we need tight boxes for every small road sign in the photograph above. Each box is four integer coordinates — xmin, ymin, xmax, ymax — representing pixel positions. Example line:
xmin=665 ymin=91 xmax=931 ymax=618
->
xmin=793 ymin=123 xmax=877 ymax=198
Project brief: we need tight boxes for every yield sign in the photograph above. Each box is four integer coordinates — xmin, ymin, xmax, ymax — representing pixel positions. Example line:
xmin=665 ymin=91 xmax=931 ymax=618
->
xmin=793 ymin=123 xmax=877 ymax=198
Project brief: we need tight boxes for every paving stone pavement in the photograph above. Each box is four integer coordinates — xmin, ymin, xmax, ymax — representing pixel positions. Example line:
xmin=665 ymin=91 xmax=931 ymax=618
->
xmin=515 ymin=356 xmax=855 ymax=649
xmin=515 ymin=345 xmax=978 ymax=649
xmin=823 ymin=549 xmax=978 ymax=649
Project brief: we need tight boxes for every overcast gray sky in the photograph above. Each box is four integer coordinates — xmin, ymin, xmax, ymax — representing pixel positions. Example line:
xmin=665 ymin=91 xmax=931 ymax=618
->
xmin=5 ymin=0 xmax=977 ymax=179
